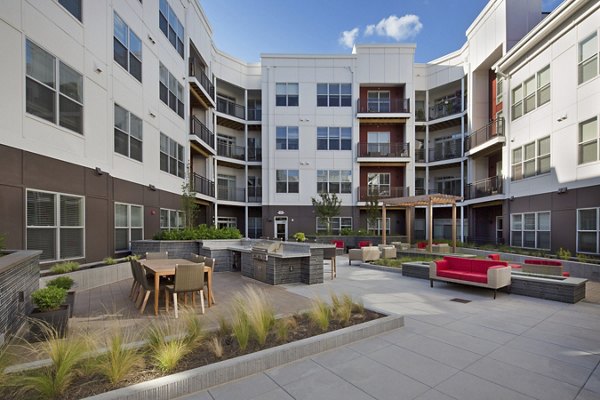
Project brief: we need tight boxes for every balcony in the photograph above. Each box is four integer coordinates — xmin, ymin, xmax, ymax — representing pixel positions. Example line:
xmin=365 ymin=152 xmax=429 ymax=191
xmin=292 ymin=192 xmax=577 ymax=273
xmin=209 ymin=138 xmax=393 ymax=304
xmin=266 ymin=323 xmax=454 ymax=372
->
xmin=464 ymin=176 xmax=503 ymax=200
xmin=415 ymin=148 xmax=426 ymax=163
xmin=248 ymin=186 xmax=262 ymax=203
xmin=248 ymin=108 xmax=261 ymax=122
xmin=356 ymin=98 xmax=410 ymax=119
xmin=190 ymin=117 xmax=215 ymax=149
xmin=217 ymin=96 xmax=245 ymax=120
xmin=217 ymin=142 xmax=245 ymax=161
xmin=247 ymin=147 xmax=262 ymax=162
xmin=357 ymin=143 xmax=410 ymax=159
xmin=429 ymin=139 xmax=462 ymax=162
xmin=465 ymin=118 xmax=505 ymax=155
xmin=358 ymin=186 xmax=407 ymax=202
xmin=217 ymin=186 xmax=245 ymax=202
xmin=428 ymin=97 xmax=462 ymax=121
xmin=188 ymin=58 xmax=215 ymax=108
xmin=430 ymin=181 xmax=462 ymax=197
xmin=192 ymin=173 xmax=215 ymax=197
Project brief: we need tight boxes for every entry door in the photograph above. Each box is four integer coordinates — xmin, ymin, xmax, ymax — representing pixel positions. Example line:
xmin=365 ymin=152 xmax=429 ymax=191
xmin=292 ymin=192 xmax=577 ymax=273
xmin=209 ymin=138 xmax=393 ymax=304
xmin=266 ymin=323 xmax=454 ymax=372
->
xmin=274 ymin=216 xmax=288 ymax=240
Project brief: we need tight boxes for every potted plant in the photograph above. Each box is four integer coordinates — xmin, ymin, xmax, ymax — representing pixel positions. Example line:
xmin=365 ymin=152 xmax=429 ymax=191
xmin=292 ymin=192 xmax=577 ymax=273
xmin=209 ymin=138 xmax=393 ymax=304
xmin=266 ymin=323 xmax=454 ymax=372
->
xmin=293 ymin=232 xmax=306 ymax=242
xmin=46 ymin=276 xmax=76 ymax=318
xmin=30 ymin=286 xmax=69 ymax=339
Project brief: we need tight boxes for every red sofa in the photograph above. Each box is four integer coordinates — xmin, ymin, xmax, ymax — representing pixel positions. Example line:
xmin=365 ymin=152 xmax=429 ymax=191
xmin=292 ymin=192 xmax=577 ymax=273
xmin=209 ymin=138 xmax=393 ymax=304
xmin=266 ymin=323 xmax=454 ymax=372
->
xmin=430 ymin=256 xmax=512 ymax=298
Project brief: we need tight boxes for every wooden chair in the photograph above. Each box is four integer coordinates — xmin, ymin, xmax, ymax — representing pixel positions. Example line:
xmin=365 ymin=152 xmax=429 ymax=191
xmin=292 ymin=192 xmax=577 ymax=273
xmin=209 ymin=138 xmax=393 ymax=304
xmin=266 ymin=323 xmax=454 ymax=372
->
xmin=188 ymin=253 xmax=206 ymax=263
xmin=129 ymin=260 xmax=140 ymax=299
xmin=165 ymin=263 xmax=205 ymax=318
xmin=146 ymin=251 xmax=168 ymax=260
xmin=204 ymin=258 xmax=216 ymax=305
xmin=134 ymin=260 xmax=166 ymax=314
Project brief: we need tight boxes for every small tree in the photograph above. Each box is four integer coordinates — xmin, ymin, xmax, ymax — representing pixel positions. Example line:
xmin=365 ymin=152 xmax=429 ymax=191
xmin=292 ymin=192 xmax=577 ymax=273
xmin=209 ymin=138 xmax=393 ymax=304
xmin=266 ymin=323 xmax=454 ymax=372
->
xmin=311 ymin=193 xmax=342 ymax=235
xmin=181 ymin=165 xmax=198 ymax=229
xmin=366 ymin=190 xmax=380 ymax=235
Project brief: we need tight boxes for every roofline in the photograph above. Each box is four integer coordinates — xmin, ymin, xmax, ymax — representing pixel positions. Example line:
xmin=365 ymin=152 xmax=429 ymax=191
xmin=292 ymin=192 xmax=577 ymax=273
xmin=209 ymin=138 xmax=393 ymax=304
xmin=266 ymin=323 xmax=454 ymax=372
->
xmin=466 ymin=0 xmax=502 ymax=38
xmin=261 ymin=53 xmax=357 ymax=60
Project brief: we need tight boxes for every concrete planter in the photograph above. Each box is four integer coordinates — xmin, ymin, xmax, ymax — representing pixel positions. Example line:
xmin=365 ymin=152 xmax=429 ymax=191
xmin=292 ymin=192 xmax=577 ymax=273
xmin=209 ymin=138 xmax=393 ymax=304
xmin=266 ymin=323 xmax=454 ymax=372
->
xmin=130 ymin=240 xmax=201 ymax=261
xmin=30 ymin=304 xmax=70 ymax=340
xmin=39 ymin=261 xmax=132 ymax=292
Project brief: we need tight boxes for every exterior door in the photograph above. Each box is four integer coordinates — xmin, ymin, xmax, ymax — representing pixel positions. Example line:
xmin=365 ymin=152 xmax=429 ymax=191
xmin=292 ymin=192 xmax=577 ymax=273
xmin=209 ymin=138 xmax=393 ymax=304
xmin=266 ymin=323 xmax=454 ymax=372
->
xmin=274 ymin=216 xmax=288 ymax=240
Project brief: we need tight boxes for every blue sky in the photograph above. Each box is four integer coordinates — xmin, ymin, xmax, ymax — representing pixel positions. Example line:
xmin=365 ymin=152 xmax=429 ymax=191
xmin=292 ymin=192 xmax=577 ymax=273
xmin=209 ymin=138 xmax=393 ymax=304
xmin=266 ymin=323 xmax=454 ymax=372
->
xmin=200 ymin=0 xmax=563 ymax=63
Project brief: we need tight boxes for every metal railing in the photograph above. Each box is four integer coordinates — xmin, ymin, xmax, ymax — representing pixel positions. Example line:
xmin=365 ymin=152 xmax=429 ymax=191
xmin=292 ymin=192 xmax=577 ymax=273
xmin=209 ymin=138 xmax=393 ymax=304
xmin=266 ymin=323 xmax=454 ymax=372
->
xmin=428 ymin=96 xmax=462 ymax=120
xmin=465 ymin=117 xmax=505 ymax=151
xmin=192 ymin=173 xmax=214 ymax=197
xmin=217 ymin=186 xmax=245 ymax=202
xmin=247 ymin=147 xmax=262 ymax=162
xmin=429 ymin=139 xmax=462 ymax=162
xmin=415 ymin=148 xmax=426 ymax=162
xmin=247 ymin=186 xmax=262 ymax=202
xmin=357 ymin=142 xmax=410 ymax=158
xmin=356 ymin=98 xmax=410 ymax=114
xmin=189 ymin=58 xmax=215 ymax=100
xmin=429 ymin=181 xmax=462 ymax=197
xmin=248 ymin=108 xmax=261 ymax=121
xmin=216 ymin=142 xmax=245 ymax=161
xmin=190 ymin=117 xmax=214 ymax=148
xmin=464 ymin=175 xmax=503 ymax=200
xmin=217 ymin=96 xmax=245 ymax=119
xmin=358 ymin=186 xmax=407 ymax=201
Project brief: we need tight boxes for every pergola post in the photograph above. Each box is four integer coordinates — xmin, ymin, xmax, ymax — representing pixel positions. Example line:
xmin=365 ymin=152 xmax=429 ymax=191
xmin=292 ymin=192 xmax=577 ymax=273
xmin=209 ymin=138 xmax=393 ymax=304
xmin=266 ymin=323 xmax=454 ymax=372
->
xmin=382 ymin=203 xmax=387 ymax=245
xmin=428 ymin=198 xmax=433 ymax=252
xmin=405 ymin=207 xmax=411 ymax=245
xmin=452 ymin=203 xmax=457 ymax=253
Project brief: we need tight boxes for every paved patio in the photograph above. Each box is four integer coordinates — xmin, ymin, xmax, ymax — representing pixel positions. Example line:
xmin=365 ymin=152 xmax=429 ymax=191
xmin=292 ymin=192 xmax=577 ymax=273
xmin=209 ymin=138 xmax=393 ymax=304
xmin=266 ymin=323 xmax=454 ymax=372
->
xmin=173 ymin=256 xmax=600 ymax=400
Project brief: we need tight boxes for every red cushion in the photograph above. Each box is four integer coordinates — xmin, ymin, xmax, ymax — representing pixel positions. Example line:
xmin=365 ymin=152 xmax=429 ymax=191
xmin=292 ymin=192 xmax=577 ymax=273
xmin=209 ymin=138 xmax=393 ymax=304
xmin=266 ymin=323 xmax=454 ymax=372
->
xmin=417 ymin=242 xmax=427 ymax=249
xmin=331 ymin=240 xmax=345 ymax=249
xmin=437 ymin=270 xmax=488 ymax=284
xmin=562 ymin=272 xmax=570 ymax=277
xmin=488 ymin=254 xmax=500 ymax=261
xmin=524 ymin=259 xmax=562 ymax=266
xmin=471 ymin=259 xmax=507 ymax=274
xmin=358 ymin=240 xmax=371 ymax=248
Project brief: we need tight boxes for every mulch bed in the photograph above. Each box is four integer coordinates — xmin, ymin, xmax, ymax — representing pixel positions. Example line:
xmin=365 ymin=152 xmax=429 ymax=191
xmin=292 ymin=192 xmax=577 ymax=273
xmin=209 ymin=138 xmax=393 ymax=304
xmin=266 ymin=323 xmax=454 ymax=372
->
xmin=5 ymin=310 xmax=382 ymax=400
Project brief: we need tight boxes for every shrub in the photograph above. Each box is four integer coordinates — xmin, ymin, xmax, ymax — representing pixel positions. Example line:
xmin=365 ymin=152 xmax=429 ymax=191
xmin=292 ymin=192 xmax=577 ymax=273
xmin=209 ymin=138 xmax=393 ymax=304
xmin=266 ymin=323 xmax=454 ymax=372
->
xmin=103 ymin=257 xmax=117 ymax=265
xmin=275 ymin=317 xmax=297 ymax=343
xmin=331 ymin=293 xmax=353 ymax=326
xmin=46 ymin=276 xmax=74 ymax=291
xmin=153 ymin=224 xmax=242 ymax=240
xmin=577 ymin=253 xmax=590 ymax=263
xmin=31 ymin=286 xmax=67 ymax=312
xmin=126 ymin=254 xmax=140 ymax=261
xmin=234 ymin=287 xmax=275 ymax=346
xmin=292 ymin=232 xmax=306 ymax=242
xmin=557 ymin=247 xmax=572 ymax=260
xmin=340 ymin=228 xmax=353 ymax=236
xmin=231 ymin=308 xmax=251 ymax=351
xmin=145 ymin=320 xmax=190 ymax=373
xmin=182 ymin=310 xmax=205 ymax=347
xmin=50 ymin=261 xmax=80 ymax=274
xmin=217 ymin=316 xmax=232 ymax=337
xmin=309 ymin=299 xmax=331 ymax=332
xmin=208 ymin=337 xmax=223 ymax=358
xmin=95 ymin=330 xmax=144 ymax=385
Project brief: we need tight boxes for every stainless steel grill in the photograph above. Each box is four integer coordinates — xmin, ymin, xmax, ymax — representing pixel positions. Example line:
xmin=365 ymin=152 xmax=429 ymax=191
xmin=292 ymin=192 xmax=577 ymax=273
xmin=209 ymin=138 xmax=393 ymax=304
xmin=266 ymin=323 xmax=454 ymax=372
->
xmin=251 ymin=241 xmax=282 ymax=282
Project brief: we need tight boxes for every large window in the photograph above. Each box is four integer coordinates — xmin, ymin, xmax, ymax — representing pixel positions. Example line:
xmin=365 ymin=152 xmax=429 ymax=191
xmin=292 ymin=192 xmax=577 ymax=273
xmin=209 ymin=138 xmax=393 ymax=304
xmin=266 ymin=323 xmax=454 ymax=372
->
xmin=367 ymin=173 xmax=391 ymax=197
xmin=114 ymin=13 xmax=142 ymax=82
xmin=512 ymin=66 xmax=551 ymax=120
xmin=511 ymin=85 xmax=523 ymax=120
xmin=367 ymin=218 xmax=391 ymax=236
xmin=317 ymin=127 xmax=351 ymax=150
xmin=27 ymin=190 xmax=84 ymax=261
xmin=160 ymin=133 xmax=184 ymax=178
xmin=537 ymin=66 xmax=550 ymax=106
xmin=25 ymin=39 xmax=83 ymax=134
xmin=160 ymin=208 xmax=184 ymax=231
xmin=58 ymin=0 xmax=81 ymax=21
xmin=276 ymin=83 xmax=299 ymax=106
xmin=276 ymin=170 xmax=299 ymax=193
xmin=367 ymin=91 xmax=390 ymax=112
xmin=316 ymin=217 xmax=352 ymax=235
xmin=367 ymin=132 xmax=390 ymax=155
xmin=511 ymin=212 xmax=550 ymax=249
xmin=159 ymin=0 xmax=184 ymax=57
xmin=248 ymin=217 xmax=262 ymax=239
xmin=317 ymin=83 xmax=351 ymax=107
xmin=114 ymin=104 xmax=142 ymax=161
xmin=578 ymin=208 xmax=599 ymax=254
xmin=159 ymin=63 xmax=184 ymax=118
xmin=496 ymin=77 xmax=503 ymax=104
xmin=115 ymin=203 xmax=143 ymax=252
xmin=579 ymin=117 xmax=598 ymax=165
xmin=579 ymin=33 xmax=598 ymax=84
xmin=275 ymin=126 xmax=299 ymax=150
xmin=317 ymin=170 xmax=351 ymax=194
xmin=217 ymin=217 xmax=237 ymax=229
xmin=511 ymin=136 xmax=550 ymax=180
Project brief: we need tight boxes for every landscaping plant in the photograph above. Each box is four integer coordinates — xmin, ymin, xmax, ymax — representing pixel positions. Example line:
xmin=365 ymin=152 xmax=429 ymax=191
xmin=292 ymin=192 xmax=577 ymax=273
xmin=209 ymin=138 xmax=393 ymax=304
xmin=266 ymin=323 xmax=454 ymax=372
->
xmin=95 ymin=330 xmax=144 ymax=385
xmin=231 ymin=307 xmax=251 ymax=351
xmin=103 ymin=257 xmax=117 ymax=265
xmin=208 ymin=337 xmax=223 ymax=359
xmin=145 ymin=320 xmax=190 ymax=373
xmin=237 ymin=287 xmax=275 ymax=346
xmin=49 ymin=261 xmax=79 ymax=274
xmin=45 ymin=276 xmax=74 ymax=291
xmin=31 ymin=286 xmax=67 ymax=312
xmin=309 ymin=298 xmax=331 ymax=332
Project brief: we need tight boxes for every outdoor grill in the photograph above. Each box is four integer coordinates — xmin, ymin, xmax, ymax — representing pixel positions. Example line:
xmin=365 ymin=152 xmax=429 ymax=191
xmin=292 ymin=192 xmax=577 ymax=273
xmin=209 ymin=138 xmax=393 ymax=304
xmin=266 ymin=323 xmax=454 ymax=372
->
xmin=251 ymin=241 xmax=283 ymax=282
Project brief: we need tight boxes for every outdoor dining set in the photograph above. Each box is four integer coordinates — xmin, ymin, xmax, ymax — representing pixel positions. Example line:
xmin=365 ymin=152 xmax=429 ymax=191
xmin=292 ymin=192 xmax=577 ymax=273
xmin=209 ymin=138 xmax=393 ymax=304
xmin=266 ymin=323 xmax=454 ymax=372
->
xmin=129 ymin=252 xmax=216 ymax=318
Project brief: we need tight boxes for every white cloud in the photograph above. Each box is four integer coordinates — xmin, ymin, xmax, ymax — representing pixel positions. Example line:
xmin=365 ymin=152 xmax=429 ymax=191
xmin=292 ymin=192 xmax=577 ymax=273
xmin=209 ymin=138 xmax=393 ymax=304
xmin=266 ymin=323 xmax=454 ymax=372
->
xmin=368 ymin=14 xmax=423 ymax=41
xmin=339 ymin=27 xmax=360 ymax=48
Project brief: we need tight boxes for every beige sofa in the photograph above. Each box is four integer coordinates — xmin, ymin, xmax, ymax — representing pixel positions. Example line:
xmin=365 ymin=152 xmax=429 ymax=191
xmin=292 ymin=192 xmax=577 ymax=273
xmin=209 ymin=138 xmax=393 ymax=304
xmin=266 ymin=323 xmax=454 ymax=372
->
xmin=391 ymin=241 xmax=410 ymax=251
xmin=348 ymin=246 xmax=381 ymax=265
xmin=378 ymin=245 xmax=397 ymax=259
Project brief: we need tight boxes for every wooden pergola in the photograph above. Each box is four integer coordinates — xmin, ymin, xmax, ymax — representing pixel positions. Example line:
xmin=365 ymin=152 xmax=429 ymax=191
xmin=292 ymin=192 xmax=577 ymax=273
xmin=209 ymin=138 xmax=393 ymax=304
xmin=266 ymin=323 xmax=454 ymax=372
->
xmin=381 ymin=194 xmax=462 ymax=253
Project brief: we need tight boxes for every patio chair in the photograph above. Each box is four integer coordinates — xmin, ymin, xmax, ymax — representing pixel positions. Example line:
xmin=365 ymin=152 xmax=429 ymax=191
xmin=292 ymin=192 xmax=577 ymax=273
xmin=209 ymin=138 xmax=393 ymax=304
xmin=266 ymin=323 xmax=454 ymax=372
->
xmin=134 ymin=260 xmax=167 ymax=314
xmin=146 ymin=251 xmax=168 ymax=260
xmin=129 ymin=260 xmax=140 ymax=300
xmin=165 ymin=263 xmax=205 ymax=318
xmin=204 ymin=258 xmax=216 ymax=304
xmin=188 ymin=253 xmax=205 ymax=263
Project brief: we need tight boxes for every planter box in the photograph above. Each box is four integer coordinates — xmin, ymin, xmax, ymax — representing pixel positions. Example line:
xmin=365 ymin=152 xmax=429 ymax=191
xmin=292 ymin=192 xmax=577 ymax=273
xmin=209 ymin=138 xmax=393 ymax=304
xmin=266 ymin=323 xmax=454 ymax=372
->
xmin=401 ymin=261 xmax=431 ymax=279
xmin=511 ymin=274 xmax=587 ymax=304
xmin=66 ymin=291 xmax=75 ymax=318
xmin=39 ymin=261 xmax=131 ymax=292
xmin=30 ymin=304 xmax=69 ymax=340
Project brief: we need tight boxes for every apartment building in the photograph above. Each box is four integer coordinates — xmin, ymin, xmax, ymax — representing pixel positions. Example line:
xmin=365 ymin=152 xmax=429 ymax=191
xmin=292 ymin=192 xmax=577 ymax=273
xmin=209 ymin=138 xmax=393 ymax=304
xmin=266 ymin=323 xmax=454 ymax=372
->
xmin=0 ymin=0 xmax=598 ymax=265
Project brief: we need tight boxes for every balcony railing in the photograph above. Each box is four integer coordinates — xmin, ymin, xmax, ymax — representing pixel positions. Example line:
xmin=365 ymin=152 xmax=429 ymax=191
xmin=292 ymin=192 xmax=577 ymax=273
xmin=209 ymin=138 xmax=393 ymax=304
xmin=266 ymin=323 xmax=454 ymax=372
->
xmin=189 ymin=58 xmax=215 ymax=100
xmin=356 ymin=98 xmax=410 ymax=114
xmin=192 ymin=173 xmax=214 ymax=197
xmin=430 ymin=181 xmax=462 ymax=197
xmin=190 ymin=117 xmax=214 ymax=148
xmin=464 ymin=176 xmax=503 ymax=200
xmin=465 ymin=118 xmax=505 ymax=152
xmin=247 ymin=186 xmax=262 ymax=202
xmin=429 ymin=139 xmax=462 ymax=162
xmin=248 ymin=108 xmax=261 ymax=121
xmin=217 ymin=96 xmax=245 ymax=119
xmin=217 ymin=186 xmax=245 ymax=202
xmin=357 ymin=142 xmax=410 ymax=158
xmin=429 ymin=96 xmax=462 ymax=120
xmin=247 ymin=147 xmax=262 ymax=162
xmin=217 ymin=143 xmax=245 ymax=161
xmin=415 ymin=148 xmax=426 ymax=162
xmin=415 ymin=187 xmax=426 ymax=196
xmin=358 ymin=186 xmax=407 ymax=202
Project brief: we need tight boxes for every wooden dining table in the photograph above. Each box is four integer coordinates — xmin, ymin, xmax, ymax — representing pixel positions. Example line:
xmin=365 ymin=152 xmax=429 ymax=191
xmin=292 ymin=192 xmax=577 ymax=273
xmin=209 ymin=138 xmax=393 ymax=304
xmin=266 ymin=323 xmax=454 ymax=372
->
xmin=140 ymin=258 xmax=214 ymax=316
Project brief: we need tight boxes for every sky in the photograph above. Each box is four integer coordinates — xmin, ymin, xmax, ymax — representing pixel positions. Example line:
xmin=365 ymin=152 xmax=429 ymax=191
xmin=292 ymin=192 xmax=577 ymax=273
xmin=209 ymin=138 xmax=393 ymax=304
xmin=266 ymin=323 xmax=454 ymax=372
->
xmin=200 ymin=0 xmax=564 ymax=64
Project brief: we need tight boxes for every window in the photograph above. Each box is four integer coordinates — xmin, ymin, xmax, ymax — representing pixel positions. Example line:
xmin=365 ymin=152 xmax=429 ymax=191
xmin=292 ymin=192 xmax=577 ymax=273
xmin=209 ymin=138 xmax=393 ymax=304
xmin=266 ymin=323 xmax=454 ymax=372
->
xmin=115 ymin=203 xmax=143 ymax=252
xmin=25 ymin=39 xmax=83 ymax=134
xmin=160 ymin=208 xmax=184 ymax=230
xmin=58 ymin=0 xmax=81 ymax=21
xmin=577 ymin=208 xmax=599 ymax=254
xmin=316 ymin=217 xmax=352 ymax=235
xmin=248 ymin=217 xmax=262 ymax=239
xmin=367 ymin=218 xmax=391 ymax=236
xmin=114 ymin=104 xmax=142 ymax=161
xmin=114 ymin=13 xmax=142 ymax=82
xmin=367 ymin=91 xmax=390 ymax=112
xmin=276 ymin=83 xmax=298 ymax=106
xmin=511 ymin=212 xmax=550 ymax=249
xmin=511 ymin=136 xmax=551 ymax=180
xmin=217 ymin=217 xmax=237 ymax=229
xmin=275 ymin=126 xmax=299 ymax=150
xmin=276 ymin=170 xmax=299 ymax=193
xmin=317 ymin=127 xmax=351 ymax=150
xmin=523 ymin=76 xmax=536 ymax=114
xmin=367 ymin=132 xmax=390 ymax=155
xmin=496 ymin=78 xmax=503 ymax=104
xmin=248 ymin=99 xmax=261 ymax=121
xmin=26 ymin=190 xmax=84 ymax=261
xmin=317 ymin=170 xmax=351 ymax=194
xmin=160 ymin=133 xmax=184 ymax=178
xmin=537 ymin=66 xmax=550 ymax=106
xmin=511 ymin=85 xmax=523 ymax=120
xmin=579 ymin=33 xmax=598 ymax=84
xmin=367 ymin=173 xmax=391 ymax=197
xmin=159 ymin=0 xmax=184 ymax=57
xmin=159 ymin=63 xmax=184 ymax=118
xmin=317 ymin=83 xmax=351 ymax=107
xmin=512 ymin=65 xmax=551 ymax=120
xmin=579 ymin=117 xmax=598 ymax=165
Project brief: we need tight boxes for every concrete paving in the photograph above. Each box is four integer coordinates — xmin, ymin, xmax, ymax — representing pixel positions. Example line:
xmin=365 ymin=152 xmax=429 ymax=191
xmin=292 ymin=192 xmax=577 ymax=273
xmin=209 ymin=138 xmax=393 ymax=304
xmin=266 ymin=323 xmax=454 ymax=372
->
xmin=176 ymin=256 xmax=600 ymax=400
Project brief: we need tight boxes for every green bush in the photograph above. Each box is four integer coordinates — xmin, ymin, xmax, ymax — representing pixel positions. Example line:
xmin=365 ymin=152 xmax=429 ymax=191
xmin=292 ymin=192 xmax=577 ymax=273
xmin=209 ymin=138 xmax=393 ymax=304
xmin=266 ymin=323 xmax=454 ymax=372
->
xmin=46 ymin=276 xmax=74 ymax=291
xmin=292 ymin=232 xmax=306 ymax=242
xmin=50 ymin=261 xmax=80 ymax=274
xmin=153 ymin=224 xmax=242 ymax=240
xmin=557 ymin=247 xmax=572 ymax=260
xmin=32 ymin=286 xmax=67 ymax=312
xmin=103 ymin=257 xmax=117 ymax=265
